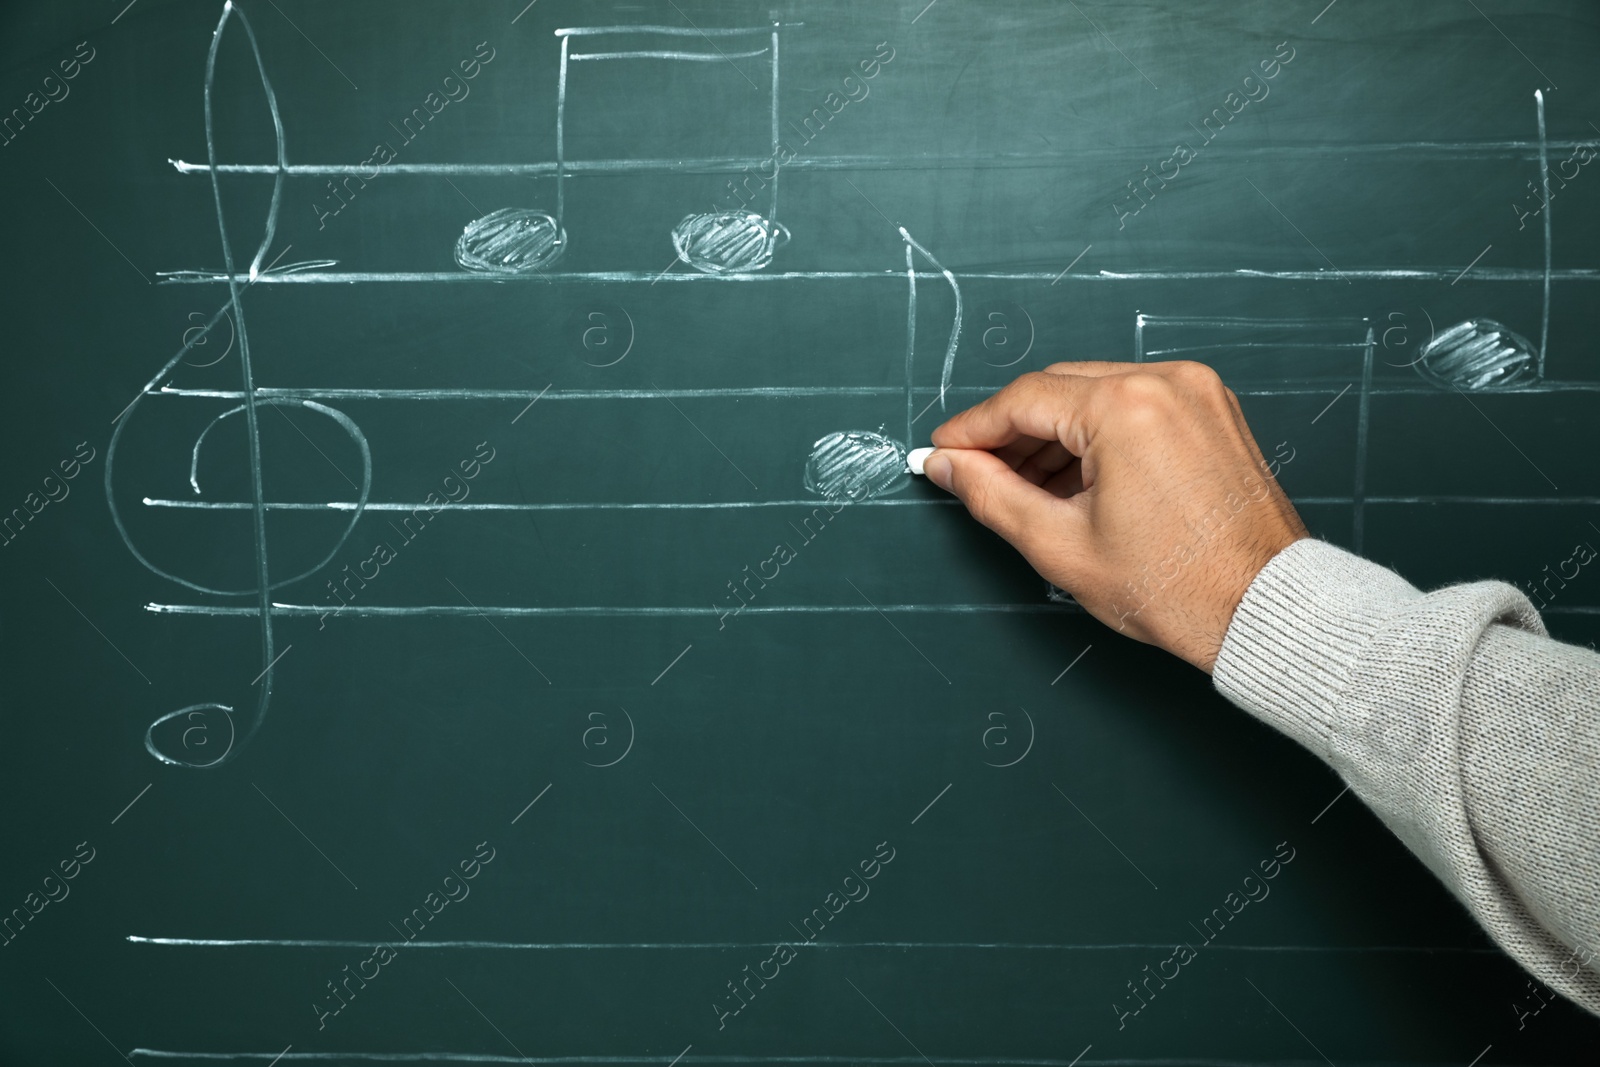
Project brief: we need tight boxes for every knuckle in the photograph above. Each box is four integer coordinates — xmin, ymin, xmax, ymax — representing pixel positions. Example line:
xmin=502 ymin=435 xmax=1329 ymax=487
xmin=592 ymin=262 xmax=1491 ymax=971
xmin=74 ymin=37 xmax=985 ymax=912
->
xmin=1107 ymin=370 xmax=1174 ymax=409
xmin=1157 ymin=360 xmax=1239 ymax=421
xmin=1103 ymin=372 xmax=1176 ymax=434
xmin=1168 ymin=359 xmax=1225 ymax=392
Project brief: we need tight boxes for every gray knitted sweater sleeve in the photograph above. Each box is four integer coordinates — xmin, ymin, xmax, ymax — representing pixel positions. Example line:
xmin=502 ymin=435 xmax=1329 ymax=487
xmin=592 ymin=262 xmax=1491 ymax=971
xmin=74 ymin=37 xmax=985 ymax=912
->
xmin=1212 ymin=537 xmax=1600 ymax=1017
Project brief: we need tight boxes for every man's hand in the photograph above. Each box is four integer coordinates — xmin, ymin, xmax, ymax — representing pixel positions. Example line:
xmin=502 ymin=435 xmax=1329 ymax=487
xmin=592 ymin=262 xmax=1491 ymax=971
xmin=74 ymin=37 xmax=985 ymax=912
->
xmin=923 ymin=361 xmax=1308 ymax=673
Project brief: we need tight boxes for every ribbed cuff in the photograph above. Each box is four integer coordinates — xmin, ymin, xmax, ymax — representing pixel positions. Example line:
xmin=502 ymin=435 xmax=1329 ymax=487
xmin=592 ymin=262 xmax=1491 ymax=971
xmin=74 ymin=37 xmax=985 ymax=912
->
xmin=1212 ymin=538 xmax=1424 ymax=759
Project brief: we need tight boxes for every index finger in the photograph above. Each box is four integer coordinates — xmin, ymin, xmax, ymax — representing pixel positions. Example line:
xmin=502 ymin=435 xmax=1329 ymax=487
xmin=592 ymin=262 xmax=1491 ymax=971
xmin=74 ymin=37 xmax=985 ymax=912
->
xmin=930 ymin=371 xmax=1099 ymax=454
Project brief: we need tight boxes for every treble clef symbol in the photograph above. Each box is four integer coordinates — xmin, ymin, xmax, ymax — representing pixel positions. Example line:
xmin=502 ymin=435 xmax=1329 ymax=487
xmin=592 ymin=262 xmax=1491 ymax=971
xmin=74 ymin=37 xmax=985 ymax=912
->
xmin=105 ymin=1 xmax=370 ymax=768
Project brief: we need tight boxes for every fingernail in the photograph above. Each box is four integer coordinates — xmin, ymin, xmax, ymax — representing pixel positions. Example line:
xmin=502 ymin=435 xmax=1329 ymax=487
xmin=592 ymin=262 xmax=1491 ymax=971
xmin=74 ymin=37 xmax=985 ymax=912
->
xmin=922 ymin=450 xmax=953 ymax=491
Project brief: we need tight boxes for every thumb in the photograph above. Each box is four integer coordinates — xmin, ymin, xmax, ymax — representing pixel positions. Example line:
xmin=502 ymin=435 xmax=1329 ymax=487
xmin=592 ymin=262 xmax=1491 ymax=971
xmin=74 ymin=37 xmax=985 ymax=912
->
xmin=923 ymin=447 xmax=1082 ymax=555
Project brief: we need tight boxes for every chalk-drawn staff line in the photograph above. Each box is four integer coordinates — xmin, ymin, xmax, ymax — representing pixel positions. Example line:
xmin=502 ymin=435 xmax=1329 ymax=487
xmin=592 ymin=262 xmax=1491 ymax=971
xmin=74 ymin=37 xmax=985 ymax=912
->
xmin=444 ymin=977 xmax=530 ymax=1063
xmin=1243 ymin=177 xmax=1347 ymax=282
xmin=554 ymin=24 xmax=789 ymax=37
xmin=142 ymin=598 xmax=1600 ymax=618
xmin=166 ymin=141 xmax=1600 ymax=177
xmin=845 ymin=576 xmax=952 ymax=684
xmin=146 ymin=381 xmax=1600 ymax=403
xmin=1146 ymin=341 xmax=1369 ymax=355
xmin=443 ymin=576 xmax=553 ymax=684
xmin=149 ymin=602 xmax=1079 ymax=618
xmin=134 ymin=495 xmax=1600 ymax=524
xmin=1242 ymin=976 xmax=1336 ymax=1067
xmin=123 ymin=935 xmax=1504 ymax=952
xmin=843 ymin=976 xmax=937 ymax=1067
xmin=127 ymin=1052 xmax=1349 ymax=1064
xmin=1452 ymin=244 xmax=1494 ymax=285
xmin=510 ymin=382 xmax=554 ymax=423
xmin=1452 ymin=384 xmax=1560 ymax=491
xmin=569 ymin=48 xmax=768 ymax=62
xmin=152 ymin=267 xmax=1600 ymax=284
xmin=140 ymin=497 xmax=973 ymax=512
xmin=1050 ymin=243 xmax=1093 ymax=284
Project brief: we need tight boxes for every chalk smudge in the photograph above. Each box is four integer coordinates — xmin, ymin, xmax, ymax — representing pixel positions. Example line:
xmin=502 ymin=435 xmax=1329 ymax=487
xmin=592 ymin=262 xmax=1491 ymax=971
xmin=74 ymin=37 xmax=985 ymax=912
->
xmin=804 ymin=431 xmax=907 ymax=500
xmin=455 ymin=208 xmax=567 ymax=272
xmin=1416 ymin=318 xmax=1535 ymax=390
xmin=672 ymin=211 xmax=789 ymax=273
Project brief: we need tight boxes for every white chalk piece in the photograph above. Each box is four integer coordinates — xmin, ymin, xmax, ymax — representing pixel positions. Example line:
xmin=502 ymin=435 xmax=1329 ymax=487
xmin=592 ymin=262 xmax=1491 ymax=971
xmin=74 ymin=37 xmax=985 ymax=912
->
xmin=907 ymin=447 xmax=936 ymax=475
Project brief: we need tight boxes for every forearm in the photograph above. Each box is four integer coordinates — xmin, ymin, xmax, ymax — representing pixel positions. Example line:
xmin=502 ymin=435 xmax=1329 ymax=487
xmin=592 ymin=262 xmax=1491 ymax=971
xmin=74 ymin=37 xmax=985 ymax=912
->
xmin=1212 ymin=538 xmax=1600 ymax=1015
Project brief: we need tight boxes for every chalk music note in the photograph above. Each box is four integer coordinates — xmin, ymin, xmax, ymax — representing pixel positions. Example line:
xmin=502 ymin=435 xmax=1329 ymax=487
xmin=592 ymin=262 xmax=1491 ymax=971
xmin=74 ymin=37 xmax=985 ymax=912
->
xmin=106 ymin=0 xmax=370 ymax=768
xmin=802 ymin=226 xmax=964 ymax=500
xmin=454 ymin=23 xmax=792 ymax=275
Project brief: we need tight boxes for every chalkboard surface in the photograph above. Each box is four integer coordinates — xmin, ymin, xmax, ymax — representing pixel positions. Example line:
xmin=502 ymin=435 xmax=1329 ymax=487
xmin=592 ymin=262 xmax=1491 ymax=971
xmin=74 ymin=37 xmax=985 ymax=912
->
xmin=2 ymin=0 xmax=1598 ymax=1062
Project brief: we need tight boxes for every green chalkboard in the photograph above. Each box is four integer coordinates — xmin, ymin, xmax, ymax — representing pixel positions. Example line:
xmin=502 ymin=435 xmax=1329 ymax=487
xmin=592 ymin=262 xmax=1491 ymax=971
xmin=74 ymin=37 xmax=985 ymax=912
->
xmin=1 ymin=0 xmax=1597 ymax=1063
